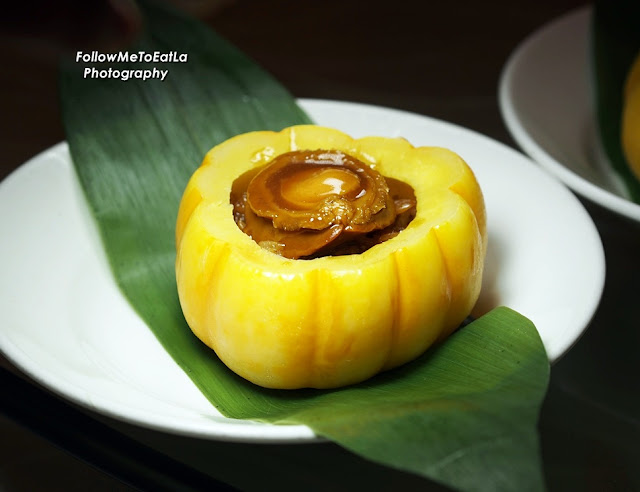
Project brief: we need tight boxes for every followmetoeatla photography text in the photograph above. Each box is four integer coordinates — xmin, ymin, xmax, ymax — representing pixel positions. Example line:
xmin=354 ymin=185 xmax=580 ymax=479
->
xmin=76 ymin=50 xmax=189 ymax=81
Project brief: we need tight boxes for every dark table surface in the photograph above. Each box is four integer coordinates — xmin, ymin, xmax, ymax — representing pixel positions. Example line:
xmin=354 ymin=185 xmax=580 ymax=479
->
xmin=1 ymin=1 xmax=639 ymax=490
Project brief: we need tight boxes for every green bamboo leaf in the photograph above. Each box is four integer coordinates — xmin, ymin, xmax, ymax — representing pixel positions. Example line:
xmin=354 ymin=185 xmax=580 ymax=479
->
xmin=60 ymin=2 xmax=550 ymax=491
xmin=217 ymin=307 xmax=549 ymax=492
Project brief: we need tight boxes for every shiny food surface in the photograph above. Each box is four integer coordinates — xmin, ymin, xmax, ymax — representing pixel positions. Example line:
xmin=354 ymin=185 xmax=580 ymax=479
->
xmin=232 ymin=150 xmax=416 ymax=259
xmin=176 ymin=125 xmax=487 ymax=389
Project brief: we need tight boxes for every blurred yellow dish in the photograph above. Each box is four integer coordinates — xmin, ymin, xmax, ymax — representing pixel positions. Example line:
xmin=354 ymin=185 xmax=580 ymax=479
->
xmin=622 ymin=52 xmax=640 ymax=181
xmin=175 ymin=125 xmax=487 ymax=389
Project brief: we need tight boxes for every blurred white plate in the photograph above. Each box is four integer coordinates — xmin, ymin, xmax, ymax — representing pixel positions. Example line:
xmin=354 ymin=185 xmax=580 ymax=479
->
xmin=499 ymin=6 xmax=640 ymax=222
xmin=0 ymin=99 xmax=605 ymax=443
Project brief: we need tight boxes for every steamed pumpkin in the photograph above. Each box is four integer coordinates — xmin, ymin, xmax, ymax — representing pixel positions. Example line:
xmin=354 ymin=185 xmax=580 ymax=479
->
xmin=175 ymin=125 xmax=486 ymax=389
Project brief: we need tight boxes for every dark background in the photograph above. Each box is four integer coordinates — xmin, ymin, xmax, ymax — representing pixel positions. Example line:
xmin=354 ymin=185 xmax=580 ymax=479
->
xmin=2 ymin=1 xmax=639 ymax=491
xmin=1 ymin=0 xmax=587 ymax=178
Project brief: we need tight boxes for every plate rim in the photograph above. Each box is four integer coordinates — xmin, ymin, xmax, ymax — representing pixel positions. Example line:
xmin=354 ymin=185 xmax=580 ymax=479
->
xmin=498 ymin=5 xmax=640 ymax=222
xmin=0 ymin=98 xmax=605 ymax=442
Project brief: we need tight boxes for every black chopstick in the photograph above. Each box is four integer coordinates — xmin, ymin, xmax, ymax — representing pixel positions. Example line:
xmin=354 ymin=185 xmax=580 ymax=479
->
xmin=0 ymin=367 xmax=236 ymax=491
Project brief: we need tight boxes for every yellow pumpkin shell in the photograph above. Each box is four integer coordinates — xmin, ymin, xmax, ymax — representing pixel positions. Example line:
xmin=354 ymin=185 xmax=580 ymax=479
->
xmin=175 ymin=125 xmax=487 ymax=389
xmin=622 ymin=52 xmax=640 ymax=180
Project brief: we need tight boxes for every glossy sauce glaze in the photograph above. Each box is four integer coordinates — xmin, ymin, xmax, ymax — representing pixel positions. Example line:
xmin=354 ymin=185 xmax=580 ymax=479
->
xmin=230 ymin=150 xmax=416 ymax=259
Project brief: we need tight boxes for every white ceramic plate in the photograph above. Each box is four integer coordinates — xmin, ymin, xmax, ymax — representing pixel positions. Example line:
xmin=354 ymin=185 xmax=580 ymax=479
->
xmin=0 ymin=99 xmax=605 ymax=443
xmin=499 ymin=6 xmax=640 ymax=222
